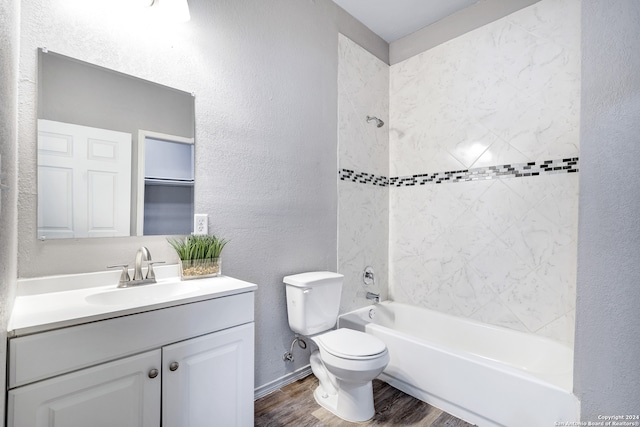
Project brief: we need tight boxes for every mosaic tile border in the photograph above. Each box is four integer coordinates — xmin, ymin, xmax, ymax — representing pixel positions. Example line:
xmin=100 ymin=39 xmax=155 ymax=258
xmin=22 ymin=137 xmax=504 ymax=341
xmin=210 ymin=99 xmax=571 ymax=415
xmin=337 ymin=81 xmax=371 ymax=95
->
xmin=339 ymin=157 xmax=579 ymax=188
xmin=338 ymin=169 xmax=389 ymax=187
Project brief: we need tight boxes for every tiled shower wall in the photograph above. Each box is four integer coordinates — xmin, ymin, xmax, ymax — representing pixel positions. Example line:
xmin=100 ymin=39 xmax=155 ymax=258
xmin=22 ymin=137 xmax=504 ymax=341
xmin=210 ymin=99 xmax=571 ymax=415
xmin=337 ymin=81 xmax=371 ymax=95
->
xmin=338 ymin=0 xmax=580 ymax=344
xmin=338 ymin=34 xmax=389 ymax=313
xmin=389 ymin=0 xmax=580 ymax=344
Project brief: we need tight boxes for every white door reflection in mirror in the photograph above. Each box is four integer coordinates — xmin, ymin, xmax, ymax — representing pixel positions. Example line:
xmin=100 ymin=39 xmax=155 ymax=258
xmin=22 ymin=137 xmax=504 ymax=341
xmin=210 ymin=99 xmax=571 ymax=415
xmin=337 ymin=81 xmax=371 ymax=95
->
xmin=37 ymin=119 xmax=132 ymax=239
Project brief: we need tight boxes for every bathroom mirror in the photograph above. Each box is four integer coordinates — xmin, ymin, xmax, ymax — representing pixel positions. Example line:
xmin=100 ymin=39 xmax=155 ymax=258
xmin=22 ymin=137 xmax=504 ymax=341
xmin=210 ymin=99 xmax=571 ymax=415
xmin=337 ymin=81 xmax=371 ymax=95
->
xmin=37 ymin=49 xmax=195 ymax=239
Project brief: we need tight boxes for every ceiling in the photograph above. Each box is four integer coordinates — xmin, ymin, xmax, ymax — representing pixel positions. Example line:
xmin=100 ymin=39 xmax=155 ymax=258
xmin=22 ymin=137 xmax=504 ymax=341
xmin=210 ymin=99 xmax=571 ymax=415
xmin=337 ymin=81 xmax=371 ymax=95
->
xmin=333 ymin=0 xmax=480 ymax=43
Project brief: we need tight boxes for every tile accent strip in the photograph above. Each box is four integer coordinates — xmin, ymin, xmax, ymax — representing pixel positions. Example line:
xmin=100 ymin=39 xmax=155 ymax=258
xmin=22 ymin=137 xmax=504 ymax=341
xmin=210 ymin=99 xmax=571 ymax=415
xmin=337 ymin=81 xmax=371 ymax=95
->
xmin=339 ymin=157 xmax=579 ymax=188
xmin=338 ymin=169 xmax=389 ymax=187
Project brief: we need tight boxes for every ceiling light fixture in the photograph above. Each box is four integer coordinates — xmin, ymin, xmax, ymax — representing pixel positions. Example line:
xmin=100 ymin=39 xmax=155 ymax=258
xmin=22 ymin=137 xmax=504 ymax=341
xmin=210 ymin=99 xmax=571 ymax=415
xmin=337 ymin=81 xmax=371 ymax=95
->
xmin=150 ymin=0 xmax=191 ymax=23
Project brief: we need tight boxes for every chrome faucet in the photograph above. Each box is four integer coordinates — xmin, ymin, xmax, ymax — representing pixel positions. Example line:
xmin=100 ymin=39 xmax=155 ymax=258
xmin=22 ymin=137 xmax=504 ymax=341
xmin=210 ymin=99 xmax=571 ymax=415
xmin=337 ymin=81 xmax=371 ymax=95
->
xmin=134 ymin=247 xmax=152 ymax=281
xmin=366 ymin=292 xmax=380 ymax=304
xmin=108 ymin=247 xmax=163 ymax=288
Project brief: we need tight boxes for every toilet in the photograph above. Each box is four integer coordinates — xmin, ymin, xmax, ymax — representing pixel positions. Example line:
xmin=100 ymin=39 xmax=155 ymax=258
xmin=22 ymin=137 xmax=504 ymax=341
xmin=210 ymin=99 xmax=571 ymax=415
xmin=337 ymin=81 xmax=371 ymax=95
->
xmin=283 ymin=271 xmax=389 ymax=422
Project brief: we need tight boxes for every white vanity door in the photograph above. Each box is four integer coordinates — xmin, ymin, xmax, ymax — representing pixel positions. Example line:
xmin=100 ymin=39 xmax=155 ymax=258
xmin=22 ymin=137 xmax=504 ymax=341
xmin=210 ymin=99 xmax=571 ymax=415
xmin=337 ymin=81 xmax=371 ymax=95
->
xmin=37 ymin=119 xmax=132 ymax=239
xmin=7 ymin=350 xmax=161 ymax=427
xmin=162 ymin=323 xmax=254 ymax=427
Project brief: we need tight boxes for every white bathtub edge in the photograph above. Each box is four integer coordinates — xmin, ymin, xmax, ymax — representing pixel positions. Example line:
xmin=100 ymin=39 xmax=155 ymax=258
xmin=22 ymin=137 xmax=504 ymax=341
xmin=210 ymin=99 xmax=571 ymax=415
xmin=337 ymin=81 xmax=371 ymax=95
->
xmin=379 ymin=372 xmax=501 ymax=427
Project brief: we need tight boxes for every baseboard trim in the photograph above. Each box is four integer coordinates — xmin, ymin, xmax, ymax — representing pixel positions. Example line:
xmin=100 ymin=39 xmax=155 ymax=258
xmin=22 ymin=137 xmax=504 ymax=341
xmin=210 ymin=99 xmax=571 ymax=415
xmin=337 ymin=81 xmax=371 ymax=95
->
xmin=254 ymin=365 xmax=312 ymax=400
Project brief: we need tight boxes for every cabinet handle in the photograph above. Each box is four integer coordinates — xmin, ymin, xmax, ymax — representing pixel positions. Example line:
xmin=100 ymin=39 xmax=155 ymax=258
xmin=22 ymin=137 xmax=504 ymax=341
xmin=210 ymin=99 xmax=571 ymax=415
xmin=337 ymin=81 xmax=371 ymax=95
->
xmin=148 ymin=368 xmax=159 ymax=379
xmin=169 ymin=362 xmax=179 ymax=371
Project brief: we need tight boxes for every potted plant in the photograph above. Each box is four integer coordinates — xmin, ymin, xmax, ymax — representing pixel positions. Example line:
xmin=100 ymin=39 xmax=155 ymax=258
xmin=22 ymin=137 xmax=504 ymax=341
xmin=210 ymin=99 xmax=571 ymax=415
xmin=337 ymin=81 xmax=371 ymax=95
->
xmin=168 ymin=234 xmax=228 ymax=280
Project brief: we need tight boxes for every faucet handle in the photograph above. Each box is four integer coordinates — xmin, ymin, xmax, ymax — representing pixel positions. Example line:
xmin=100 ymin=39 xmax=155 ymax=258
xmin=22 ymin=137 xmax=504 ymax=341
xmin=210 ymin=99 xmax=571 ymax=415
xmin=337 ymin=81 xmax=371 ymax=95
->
xmin=108 ymin=264 xmax=130 ymax=287
xmin=146 ymin=261 xmax=165 ymax=281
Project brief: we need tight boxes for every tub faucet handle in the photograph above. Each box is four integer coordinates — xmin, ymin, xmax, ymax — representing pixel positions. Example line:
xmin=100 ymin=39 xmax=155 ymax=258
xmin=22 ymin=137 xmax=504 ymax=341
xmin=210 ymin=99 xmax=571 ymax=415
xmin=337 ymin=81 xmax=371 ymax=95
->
xmin=363 ymin=266 xmax=375 ymax=286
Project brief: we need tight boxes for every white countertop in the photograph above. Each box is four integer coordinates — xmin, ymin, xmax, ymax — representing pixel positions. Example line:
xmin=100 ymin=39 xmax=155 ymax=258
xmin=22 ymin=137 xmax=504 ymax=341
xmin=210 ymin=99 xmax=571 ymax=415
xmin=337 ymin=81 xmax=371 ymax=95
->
xmin=9 ymin=265 xmax=257 ymax=337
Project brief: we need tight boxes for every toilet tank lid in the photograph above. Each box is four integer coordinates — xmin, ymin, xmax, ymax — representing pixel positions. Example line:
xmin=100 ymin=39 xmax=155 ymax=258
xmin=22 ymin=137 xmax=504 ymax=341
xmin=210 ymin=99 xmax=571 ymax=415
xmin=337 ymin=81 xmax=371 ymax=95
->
xmin=283 ymin=271 xmax=343 ymax=287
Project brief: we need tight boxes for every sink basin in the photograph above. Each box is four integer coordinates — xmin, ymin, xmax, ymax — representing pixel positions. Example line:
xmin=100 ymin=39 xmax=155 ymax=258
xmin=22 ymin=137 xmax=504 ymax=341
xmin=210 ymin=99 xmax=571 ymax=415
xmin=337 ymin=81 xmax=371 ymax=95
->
xmin=86 ymin=281 xmax=201 ymax=306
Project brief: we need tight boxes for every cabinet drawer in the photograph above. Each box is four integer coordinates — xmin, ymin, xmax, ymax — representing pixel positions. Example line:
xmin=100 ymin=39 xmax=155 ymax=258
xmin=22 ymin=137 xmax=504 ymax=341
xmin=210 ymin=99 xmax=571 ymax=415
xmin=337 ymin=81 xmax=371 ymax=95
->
xmin=9 ymin=292 xmax=253 ymax=388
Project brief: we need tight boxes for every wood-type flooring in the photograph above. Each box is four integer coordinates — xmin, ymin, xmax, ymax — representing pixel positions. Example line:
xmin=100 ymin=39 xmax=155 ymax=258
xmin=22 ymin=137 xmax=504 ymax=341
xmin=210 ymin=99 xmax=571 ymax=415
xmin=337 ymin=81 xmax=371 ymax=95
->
xmin=255 ymin=375 xmax=476 ymax=427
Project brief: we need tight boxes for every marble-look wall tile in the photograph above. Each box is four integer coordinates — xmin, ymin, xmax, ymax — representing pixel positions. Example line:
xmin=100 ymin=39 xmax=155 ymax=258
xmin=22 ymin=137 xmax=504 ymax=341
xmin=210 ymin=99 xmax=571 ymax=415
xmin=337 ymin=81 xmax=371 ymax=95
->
xmin=338 ymin=34 xmax=389 ymax=177
xmin=338 ymin=34 xmax=389 ymax=313
xmin=389 ymin=173 xmax=579 ymax=344
xmin=338 ymin=180 xmax=388 ymax=313
xmin=388 ymin=0 xmax=580 ymax=345
xmin=389 ymin=0 xmax=580 ymax=178
xmin=338 ymin=0 xmax=579 ymax=345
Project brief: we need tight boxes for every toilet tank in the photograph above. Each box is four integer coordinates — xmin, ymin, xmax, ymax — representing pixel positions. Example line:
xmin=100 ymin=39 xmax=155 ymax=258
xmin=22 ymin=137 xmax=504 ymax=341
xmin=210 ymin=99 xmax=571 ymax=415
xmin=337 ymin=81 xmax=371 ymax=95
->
xmin=283 ymin=272 xmax=343 ymax=336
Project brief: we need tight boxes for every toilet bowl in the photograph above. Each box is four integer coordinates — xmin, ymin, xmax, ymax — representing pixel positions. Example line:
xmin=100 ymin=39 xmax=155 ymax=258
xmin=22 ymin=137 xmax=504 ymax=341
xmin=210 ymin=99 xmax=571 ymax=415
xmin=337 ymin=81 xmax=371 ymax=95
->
xmin=309 ymin=328 xmax=389 ymax=422
xmin=283 ymin=272 xmax=389 ymax=422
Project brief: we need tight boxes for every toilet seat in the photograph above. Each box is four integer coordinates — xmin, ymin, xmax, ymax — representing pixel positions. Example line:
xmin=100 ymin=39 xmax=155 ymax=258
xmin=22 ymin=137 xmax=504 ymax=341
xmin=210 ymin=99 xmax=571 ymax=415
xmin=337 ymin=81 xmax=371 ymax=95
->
xmin=313 ymin=329 xmax=386 ymax=360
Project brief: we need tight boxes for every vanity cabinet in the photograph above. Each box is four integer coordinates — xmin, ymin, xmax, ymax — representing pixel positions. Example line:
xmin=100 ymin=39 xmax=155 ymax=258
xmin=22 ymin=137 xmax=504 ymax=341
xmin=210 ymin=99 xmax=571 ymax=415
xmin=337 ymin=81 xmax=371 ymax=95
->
xmin=8 ymin=350 xmax=161 ymax=427
xmin=7 ymin=291 xmax=255 ymax=427
xmin=162 ymin=324 xmax=253 ymax=426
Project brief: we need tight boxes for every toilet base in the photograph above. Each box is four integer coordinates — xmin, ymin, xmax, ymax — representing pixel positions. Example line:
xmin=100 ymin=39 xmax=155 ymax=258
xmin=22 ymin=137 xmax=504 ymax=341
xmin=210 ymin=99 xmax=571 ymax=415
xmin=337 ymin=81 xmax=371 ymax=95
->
xmin=313 ymin=380 xmax=375 ymax=423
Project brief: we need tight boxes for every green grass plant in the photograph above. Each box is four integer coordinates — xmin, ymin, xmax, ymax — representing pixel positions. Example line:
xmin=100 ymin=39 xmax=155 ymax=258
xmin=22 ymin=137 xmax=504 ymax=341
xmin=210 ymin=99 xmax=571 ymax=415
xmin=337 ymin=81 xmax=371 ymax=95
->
xmin=168 ymin=235 xmax=228 ymax=261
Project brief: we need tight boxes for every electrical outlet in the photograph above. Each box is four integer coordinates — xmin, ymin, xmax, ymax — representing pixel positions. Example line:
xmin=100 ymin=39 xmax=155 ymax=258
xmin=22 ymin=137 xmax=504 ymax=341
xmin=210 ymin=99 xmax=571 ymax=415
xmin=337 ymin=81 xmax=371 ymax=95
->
xmin=194 ymin=214 xmax=208 ymax=235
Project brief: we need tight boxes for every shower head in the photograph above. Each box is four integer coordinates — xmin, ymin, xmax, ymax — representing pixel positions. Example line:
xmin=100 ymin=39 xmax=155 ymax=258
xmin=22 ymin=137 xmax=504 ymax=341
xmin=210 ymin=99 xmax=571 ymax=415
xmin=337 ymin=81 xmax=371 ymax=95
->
xmin=366 ymin=115 xmax=384 ymax=128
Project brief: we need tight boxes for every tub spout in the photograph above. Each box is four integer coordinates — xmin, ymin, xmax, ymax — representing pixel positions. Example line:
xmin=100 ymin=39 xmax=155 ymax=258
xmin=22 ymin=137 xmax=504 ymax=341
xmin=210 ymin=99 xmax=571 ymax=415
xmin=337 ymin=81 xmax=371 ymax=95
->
xmin=366 ymin=292 xmax=380 ymax=303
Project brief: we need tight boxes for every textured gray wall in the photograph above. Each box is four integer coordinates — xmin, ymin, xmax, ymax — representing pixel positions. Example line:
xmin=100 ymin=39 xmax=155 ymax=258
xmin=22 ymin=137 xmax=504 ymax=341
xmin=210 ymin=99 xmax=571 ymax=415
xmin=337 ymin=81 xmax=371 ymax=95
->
xmin=575 ymin=0 xmax=640 ymax=418
xmin=16 ymin=0 xmax=385 ymax=391
xmin=0 ymin=0 xmax=20 ymax=421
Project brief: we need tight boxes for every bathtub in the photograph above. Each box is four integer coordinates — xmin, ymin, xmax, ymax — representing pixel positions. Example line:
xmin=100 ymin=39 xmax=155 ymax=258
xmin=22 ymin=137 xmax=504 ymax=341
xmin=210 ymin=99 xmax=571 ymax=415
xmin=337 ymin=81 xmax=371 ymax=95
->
xmin=338 ymin=301 xmax=579 ymax=427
